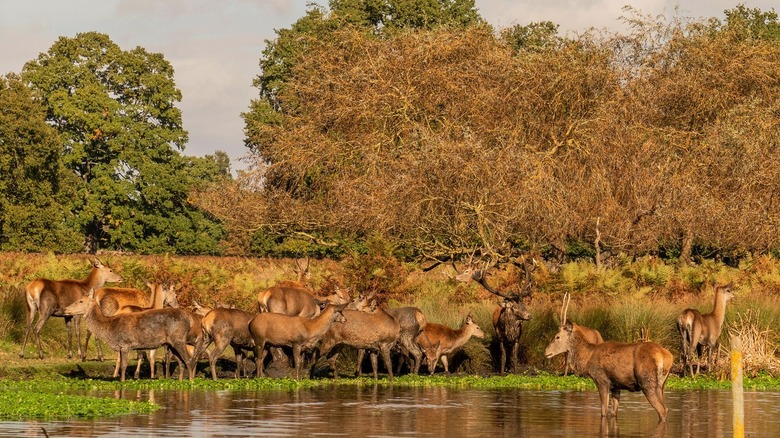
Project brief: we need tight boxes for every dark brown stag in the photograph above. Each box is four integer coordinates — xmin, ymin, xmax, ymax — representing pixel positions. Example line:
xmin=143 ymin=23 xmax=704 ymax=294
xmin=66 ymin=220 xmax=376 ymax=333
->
xmin=20 ymin=258 xmax=123 ymax=359
xmin=456 ymin=257 xmax=533 ymax=374
xmin=64 ymin=288 xmax=194 ymax=382
xmin=676 ymin=282 xmax=735 ymax=377
xmin=544 ymin=312 xmax=673 ymax=422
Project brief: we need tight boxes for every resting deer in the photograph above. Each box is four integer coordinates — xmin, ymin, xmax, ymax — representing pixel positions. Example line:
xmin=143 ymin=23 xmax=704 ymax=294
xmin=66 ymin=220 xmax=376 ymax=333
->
xmin=677 ymin=282 xmax=735 ymax=377
xmin=249 ymin=303 xmax=348 ymax=379
xmin=64 ymin=288 xmax=194 ymax=382
xmin=20 ymin=258 xmax=123 ymax=359
xmin=455 ymin=256 xmax=533 ymax=374
xmin=557 ymin=293 xmax=603 ymax=376
xmin=544 ymin=304 xmax=673 ymax=423
xmin=416 ymin=314 xmax=486 ymax=375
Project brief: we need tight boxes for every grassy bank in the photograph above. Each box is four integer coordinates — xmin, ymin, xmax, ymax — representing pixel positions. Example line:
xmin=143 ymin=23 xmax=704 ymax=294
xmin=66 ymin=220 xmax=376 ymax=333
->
xmin=2 ymin=252 xmax=780 ymax=376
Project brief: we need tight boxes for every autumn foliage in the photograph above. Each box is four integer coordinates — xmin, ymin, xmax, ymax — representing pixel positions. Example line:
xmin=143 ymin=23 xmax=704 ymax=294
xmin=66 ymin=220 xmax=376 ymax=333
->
xmin=196 ymin=9 xmax=780 ymax=262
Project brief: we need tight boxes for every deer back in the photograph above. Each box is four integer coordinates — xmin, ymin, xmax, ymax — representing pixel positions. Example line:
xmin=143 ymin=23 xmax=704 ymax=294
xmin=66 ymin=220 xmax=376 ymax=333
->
xmin=257 ymin=286 xmax=321 ymax=317
xmin=320 ymin=308 xmax=400 ymax=351
xmin=25 ymin=258 xmax=123 ymax=309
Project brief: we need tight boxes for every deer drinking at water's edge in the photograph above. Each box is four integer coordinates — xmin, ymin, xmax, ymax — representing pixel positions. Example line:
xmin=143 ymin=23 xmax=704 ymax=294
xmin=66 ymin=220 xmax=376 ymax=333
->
xmin=544 ymin=297 xmax=673 ymax=423
xmin=676 ymin=282 xmax=735 ymax=377
xmin=20 ymin=258 xmax=123 ymax=359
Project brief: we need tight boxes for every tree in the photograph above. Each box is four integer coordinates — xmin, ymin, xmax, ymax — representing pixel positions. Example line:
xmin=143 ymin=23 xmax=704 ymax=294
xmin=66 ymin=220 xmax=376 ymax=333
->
xmin=0 ymin=74 xmax=81 ymax=252
xmin=22 ymin=32 xmax=226 ymax=254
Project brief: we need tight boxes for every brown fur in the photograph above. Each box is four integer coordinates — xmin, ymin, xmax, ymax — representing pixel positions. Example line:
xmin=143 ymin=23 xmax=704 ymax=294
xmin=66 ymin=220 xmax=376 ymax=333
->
xmin=493 ymin=299 xmax=532 ymax=374
xmin=417 ymin=314 xmax=485 ymax=375
xmin=315 ymin=309 xmax=400 ymax=380
xmin=63 ymin=290 xmax=193 ymax=382
xmin=545 ymin=321 xmax=672 ymax=422
xmin=249 ymin=303 xmax=348 ymax=379
xmin=677 ymin=283 xmax=734 ymax=377
xmin=200 ymin=308 xmax=256 ymax=380
xmin=385 ymin=307 xmax=428 ymax=375
xmin=564 ymin=323 xmax=603 ymax=376
xmin=20 ymin=258 xmax=123 ymax=360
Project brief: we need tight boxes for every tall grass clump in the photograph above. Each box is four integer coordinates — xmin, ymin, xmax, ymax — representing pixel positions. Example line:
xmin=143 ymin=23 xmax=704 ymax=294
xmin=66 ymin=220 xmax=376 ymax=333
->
xmin=727 ymin=309 xmax=780 ymax=376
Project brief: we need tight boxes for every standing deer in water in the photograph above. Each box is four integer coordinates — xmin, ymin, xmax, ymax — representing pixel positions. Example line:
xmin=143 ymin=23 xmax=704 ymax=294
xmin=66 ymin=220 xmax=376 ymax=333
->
xmin=64 ymin=288 xmax=194 ymax=382
xmin=557 ymin=292 xmax=603 ymax=376
xmin=677 ymin=282 xmax=735 ymax=377
xmin=544 ymin=302 xmax=673 ymax=423
xmin=416 ymin=314 xmax=486 ymax=375
xmin=249 ymin=303 xmax=348 ymax=379
xmin=20 ymin=258 xmax=123 ymax=359
xmin=455 ymin=256 xmax=533 ymax=374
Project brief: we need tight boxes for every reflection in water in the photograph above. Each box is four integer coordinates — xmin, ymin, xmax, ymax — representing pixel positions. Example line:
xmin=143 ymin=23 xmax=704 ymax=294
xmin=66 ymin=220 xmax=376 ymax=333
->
xmin=2 ymin=387 xmax=779 ymax=437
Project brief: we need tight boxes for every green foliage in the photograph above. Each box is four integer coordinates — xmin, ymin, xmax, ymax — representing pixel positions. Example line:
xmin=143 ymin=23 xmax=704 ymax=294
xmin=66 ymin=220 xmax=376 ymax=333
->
xmin=0 ymin=389 xmax=158 ymax=419
xmin=0 ymin=74 xmax=81 ymax=253
xmin=21 ymin=32 xmax=227 ymax=254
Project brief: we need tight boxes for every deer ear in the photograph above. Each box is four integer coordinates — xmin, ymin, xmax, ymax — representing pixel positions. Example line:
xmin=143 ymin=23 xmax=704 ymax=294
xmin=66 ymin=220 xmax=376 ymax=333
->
xmin=563 ymin=320 xmax=574 ymax=332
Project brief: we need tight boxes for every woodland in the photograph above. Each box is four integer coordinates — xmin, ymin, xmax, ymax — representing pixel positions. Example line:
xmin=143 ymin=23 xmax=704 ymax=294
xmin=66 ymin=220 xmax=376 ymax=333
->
xmin=1 ymin=2 xmax=779 ymax=268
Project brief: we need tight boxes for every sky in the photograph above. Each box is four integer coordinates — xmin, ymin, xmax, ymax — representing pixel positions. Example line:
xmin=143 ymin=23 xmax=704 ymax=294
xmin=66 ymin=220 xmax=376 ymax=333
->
xmin=1 ymin=1 xmax=777 ymax=173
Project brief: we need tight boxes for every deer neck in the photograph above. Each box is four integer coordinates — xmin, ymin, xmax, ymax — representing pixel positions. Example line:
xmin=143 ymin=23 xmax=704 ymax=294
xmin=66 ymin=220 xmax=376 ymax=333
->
xmin=84 ymin=301 xmax=111 ymax=336
xmin=710 ymin=290 xmax=729 ymax=331
xmin=568 ymin=330 xmax=597 ymax=375
xmin=305 ymin=306 xmax=337 ymax=336
xmin=150 ymin=285 xmax=163 ymax=309
xmin=81 ymin=268 xmax=106 ymax=290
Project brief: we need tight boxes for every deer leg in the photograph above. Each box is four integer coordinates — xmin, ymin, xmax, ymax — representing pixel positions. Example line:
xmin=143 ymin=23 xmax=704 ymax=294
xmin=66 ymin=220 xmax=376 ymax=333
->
xmin=380 ymin=346 xmax=394 ymax=381
xmin=74 ymin=315 xmax=83 ymax=360
xmin=254 ymin=341 xmax=267 ymax=377
xmin=499 ymin=342 xmax=507 ymax=375
xmin=208 ymin=337 xmax=230 ymax=380
xmin=149 ymin=349 xmax=157 ymax=379
xmin=643 ymin=387 xmax=668 ymax=422
xmin=292 ymin=345 xmax=303 ymax=380
xmin=33 ymin=309 xmax=53 ymax=359
xmin=119 ymin=349 xmax=129 ymax=382
xmin=134 ymin=350 xmax=145 ymax=379
xmin=440 ymin=355 xmax=450 ymax=375
xmin=510 ymin=341 xmax=520 ymax=374
xmin=597 ymin=383 xmax=610 ymax=417
xmin=355 ymin=349 xmax=366 ymax=377
xmin=19 ymin=298 xmax=37 ymax=359
xmin=169 ymin=341 xmax=192 ymax=381
xmin=609 ymin=389 xmax=621 ymax=418
xmin=411 ymin=345 xmax=423 ymax=375
xmin=368 ymin=351 xmax=379 ymax=379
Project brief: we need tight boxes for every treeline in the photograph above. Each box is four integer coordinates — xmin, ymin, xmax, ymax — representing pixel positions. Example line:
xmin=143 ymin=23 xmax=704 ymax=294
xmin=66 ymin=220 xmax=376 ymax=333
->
xmin=196 ymin=3 xmax=780 ymax=263
xmin=3 ymin=2 xmax=780 ymax=264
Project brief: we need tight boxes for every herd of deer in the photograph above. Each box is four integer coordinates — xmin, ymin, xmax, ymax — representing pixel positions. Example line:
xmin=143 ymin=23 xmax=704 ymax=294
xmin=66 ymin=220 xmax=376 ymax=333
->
xmin=17 ymin=257 xmax=736 ymax=423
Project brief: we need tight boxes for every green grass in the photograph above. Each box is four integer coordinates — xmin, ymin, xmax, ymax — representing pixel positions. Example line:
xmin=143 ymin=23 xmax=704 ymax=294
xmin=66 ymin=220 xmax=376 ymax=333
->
xmin=0 ymin=388 xmax=158 ymax=420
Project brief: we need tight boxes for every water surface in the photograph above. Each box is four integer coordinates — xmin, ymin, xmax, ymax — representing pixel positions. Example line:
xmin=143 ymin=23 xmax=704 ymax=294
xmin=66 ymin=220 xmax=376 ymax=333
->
xmin=2 ymin=386 xmax=779 ymax=437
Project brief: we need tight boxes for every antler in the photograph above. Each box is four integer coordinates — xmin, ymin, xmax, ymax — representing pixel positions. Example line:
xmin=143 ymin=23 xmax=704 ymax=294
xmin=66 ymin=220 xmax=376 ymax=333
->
xmin=560 ymin=292 xmax=571 ymax=327
xmin=471 ymin=260 xmax=517 ymax=300
xmin=511 ymin=255 xmax=537 ymax=298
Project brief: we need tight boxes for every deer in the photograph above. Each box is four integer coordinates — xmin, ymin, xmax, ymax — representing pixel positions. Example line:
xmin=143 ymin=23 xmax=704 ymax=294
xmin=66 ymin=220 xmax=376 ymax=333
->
xmin=313 ymin=307 xmax=401 ymax=380
xmin=455 ymin=256 xmax=534 ymax=374
xmin=557 ymin=292 xmax=603 ymax=376
xmin=86 ymin=282 xmax=179 ymax=366
xmin=249 ymin=303 xmax=348 ymax=379
xmin=20 ymin=258 xmax=123 ymax=360
xmin=677 ymin=282 xmax=735 ymax=377
xmin=416 ymin=314 xmax=486 ymax=375
xmin=63 ymin=288 xmax=194 ymax=382
xmin=544 ymin=306 xmax=673 ymax=423
xmin=385 ymin=306 xmax=428 ymax=375
xmin=200 ymin=307 xmax=256 ymax=380
xmin=104 ymin=282 xmax=179 ymax=379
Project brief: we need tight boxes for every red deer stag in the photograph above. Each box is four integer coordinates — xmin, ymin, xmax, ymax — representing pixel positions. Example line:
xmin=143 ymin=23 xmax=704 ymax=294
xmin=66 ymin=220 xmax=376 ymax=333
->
xmin=200 ymin=307 xmax=256 ymax=380
xmin=20 ymin=258 xmax=123 ymax=359
xmin=249 ymin=303 xmax=348 ymax=379
xmin=544 ymin=315 xmax=673 ymax=422
xmin=416 ymin=314 xmax=485 ymax=375
xmin=677 ymin=282 xmax=735 ymax=377
xmin=64 ymin=288 xmax=194 ymax=382
xmin=557 ymin=292 xmax=603 ymax=376
xmin=314 ymin=308 xmax=400 ymax=380
xmin=456 ymin=257 xmax=533 ymax=374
